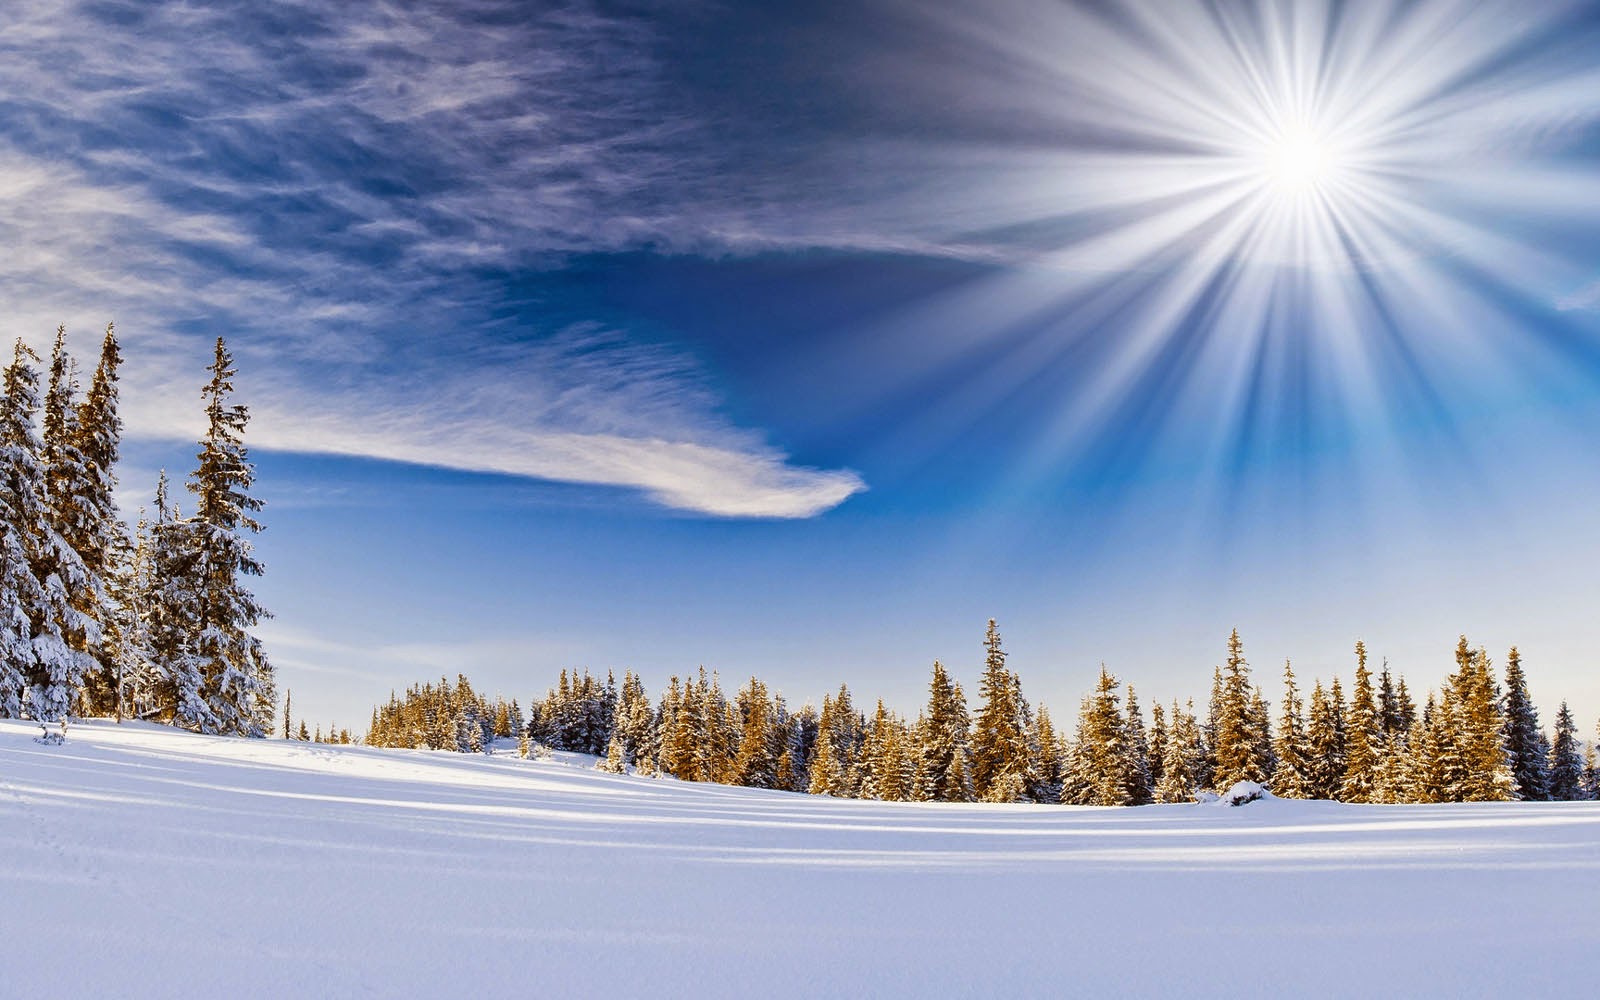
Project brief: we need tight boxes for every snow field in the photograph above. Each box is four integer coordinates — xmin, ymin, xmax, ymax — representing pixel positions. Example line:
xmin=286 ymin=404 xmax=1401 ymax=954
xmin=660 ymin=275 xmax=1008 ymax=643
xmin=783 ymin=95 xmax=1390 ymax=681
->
xmin=3 ymin=719 xmax=1598 ymax=998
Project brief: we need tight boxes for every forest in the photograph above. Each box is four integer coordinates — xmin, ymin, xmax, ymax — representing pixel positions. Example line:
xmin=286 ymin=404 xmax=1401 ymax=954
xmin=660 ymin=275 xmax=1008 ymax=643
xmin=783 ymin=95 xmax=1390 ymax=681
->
xmin=361 ymin=621 xmax=1600 ymax=805
xmin=0 ymin=326 xmax=272 ymax=736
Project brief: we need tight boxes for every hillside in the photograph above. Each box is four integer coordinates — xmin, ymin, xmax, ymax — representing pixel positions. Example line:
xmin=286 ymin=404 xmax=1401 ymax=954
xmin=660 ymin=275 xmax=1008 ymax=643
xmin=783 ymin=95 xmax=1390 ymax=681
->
xmin=4 ymin=719 xmax=1597 ymax=997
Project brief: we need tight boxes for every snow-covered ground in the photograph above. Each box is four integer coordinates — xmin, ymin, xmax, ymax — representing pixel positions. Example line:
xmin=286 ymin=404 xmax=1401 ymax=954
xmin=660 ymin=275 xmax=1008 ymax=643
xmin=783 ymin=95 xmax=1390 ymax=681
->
xmin=4 ymin=720 xmax=1597 ymax=998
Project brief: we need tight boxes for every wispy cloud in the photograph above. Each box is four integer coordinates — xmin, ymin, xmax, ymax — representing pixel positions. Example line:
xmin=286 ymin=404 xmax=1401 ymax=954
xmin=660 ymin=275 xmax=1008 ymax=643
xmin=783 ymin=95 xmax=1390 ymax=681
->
xmin=0 ymin=0 xmax=861 ymax=517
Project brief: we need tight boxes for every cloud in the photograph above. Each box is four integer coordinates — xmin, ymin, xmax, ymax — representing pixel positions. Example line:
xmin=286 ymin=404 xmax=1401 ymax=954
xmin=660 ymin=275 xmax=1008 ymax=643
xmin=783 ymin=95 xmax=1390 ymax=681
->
xmin=0 ymin=0 xmax=862 ymax=518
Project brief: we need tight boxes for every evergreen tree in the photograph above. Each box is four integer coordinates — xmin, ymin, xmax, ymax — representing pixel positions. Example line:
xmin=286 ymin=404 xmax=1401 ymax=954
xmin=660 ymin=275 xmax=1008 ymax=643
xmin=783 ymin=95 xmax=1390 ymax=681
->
xmin=733 ymin=677 xmax=779 ymax=789
xmin=1210 ymin=629 xmax=1269 ymax=790
xmin=916 ymin=661 xmax=973 ymax=802
xmin=1028 ymin=704 xmax=1065 ymax=804
xmin=1340 ymin=641 xmax=1382 ymax=802
xmin=1272 ymin=661 xmax=1314 ymax=799
xmin=1147 ymin=701 xmax=1167 ymax=793
xmin=1500 ymin=647 xmax=1548 ymax=801
xmin=1123 ymin=684 xmax=1153 ymax=806
xmin=970 ymin=618 xmax=1028 ymax=800
xmin=0 ymin=339 xmax=90 ymax=721
xmin=1306 ymin=680 xmax=1345 ymax=799
xmin=1546 ymin=701 xmax=1584 ymax=801
xmin=152 ymin=339 xmax=272 ymax=735
xmin=1073 ymin=666 xmax=1132 ymax=806
xmin=1154 ymin=700 xmax=1202 ymax=803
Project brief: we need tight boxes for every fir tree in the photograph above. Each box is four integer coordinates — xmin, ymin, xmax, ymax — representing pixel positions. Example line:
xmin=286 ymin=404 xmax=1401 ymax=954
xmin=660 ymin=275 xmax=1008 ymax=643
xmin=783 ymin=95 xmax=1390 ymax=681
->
xmin=1210 ymin=629 xmax=1269 ymax=790
xmin=1306 ymin=680 xmax=1344 ymax=799
xmin=1074 ymin=666 xmax=1132 ymax=806
xmin=0 ymin=339 xmax=91 ymax=721
xmin=1154 ymin=699 xmax=1202 ymax=803
xmin=1500 ymin=647 xmax=1548 ymax=801
xmin=1272 ymin=661 xmax=1314 ymax=799
xmin=1123 ymin=684 xmax=1153 ymax=806
xmin=1340 ymin=641 xmax=1382 ymax=802
xmin=971 ymin=618 xmax=1028 ymax=800
xmin=916 ymin=661 xmax=973 ymax=802
xmin=152 ymin=339 xmax=272 ymax=736
xmin=1546 ymin=701 xmax=1584 ymax=801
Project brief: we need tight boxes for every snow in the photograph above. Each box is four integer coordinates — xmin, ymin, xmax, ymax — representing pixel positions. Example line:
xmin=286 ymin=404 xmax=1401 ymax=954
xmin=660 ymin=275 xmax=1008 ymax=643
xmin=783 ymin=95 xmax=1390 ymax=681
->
xmin=4 ymin=720 xmax=1599 ymax=998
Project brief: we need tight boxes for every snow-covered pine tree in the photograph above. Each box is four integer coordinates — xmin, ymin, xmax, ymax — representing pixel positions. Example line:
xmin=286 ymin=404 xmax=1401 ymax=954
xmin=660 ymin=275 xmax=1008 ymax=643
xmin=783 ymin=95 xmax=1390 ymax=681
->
xmin=1147 ymin=701 xmax=1167 ymax=793
xmin=1500 ymin=647 xmax=1548 ymax=801
xmin=1210 ymin=629 xmax=1269 ymax=791
xmin=1449 ymin=641 xmax=1514 ymax=802
xmin=1123 ymin=684 xmax=1153 ymax=805
xmin=1340 ymin=641 xmax=1382 ymax=802
xmin=733 ymin=677 xmax=778 ymax=789
xmin=1153 ymin=699 xmax=1202 ymax=803
xmin=915 ymin=660 xmax=973 ymax=802
xmin=1306 ymin=679 xmax=1344 ymax=799
xmin=1546 ymin=701 xmax=1584 ymax=801
xmin=971 ymin=618 xmax=1028 ymax=800
xmin=153 ymin=339 xmax=273 ymax=736
xmin=0 ymin=339 xmax=92 ymax=721
xmin=52 ymin=325 xmax=126 ymax=718
xmin=1028 ymin=704 xmax=1065 ymax=804
xmin=1074 ymin=666 xmax=1131 ymax=806
xmin=1273 ymin=661 xmax=1314 ymax=798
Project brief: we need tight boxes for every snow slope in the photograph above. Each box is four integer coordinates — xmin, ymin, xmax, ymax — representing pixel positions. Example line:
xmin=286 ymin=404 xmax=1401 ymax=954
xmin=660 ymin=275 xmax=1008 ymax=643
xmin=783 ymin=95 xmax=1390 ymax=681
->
xmin=3 ymin=720 xmax=1597 ymax=998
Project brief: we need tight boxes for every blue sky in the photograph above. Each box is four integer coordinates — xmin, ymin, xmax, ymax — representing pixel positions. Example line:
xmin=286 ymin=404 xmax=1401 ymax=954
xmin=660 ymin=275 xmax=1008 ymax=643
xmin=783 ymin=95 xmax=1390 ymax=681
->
xmin=4 ymin=0 xmax=1600 ymax=732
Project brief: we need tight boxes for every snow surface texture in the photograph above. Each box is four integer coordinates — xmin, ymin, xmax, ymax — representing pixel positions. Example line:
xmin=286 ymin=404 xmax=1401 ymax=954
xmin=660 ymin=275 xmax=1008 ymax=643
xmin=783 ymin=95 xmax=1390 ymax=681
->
xmin=3 ymin=721 xmax=1598 ymax=998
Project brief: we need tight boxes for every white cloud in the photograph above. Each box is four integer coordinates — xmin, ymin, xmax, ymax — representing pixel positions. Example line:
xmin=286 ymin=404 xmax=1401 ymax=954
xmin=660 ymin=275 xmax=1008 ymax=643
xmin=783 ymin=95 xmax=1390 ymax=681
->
xmin=0 ymin=0 xmax=864 ymax=518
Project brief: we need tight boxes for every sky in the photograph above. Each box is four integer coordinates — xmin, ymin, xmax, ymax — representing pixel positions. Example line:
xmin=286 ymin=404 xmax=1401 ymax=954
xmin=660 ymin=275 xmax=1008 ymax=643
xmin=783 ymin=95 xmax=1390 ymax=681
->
xmin=3 ymin=0 xmax=1600 ymax=733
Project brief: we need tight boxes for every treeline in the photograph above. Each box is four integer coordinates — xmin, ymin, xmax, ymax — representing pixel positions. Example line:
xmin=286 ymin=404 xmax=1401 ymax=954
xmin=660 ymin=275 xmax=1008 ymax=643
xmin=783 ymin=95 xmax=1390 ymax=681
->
xmin=364 ymin=621 xmax=1600 ymax=805
xmin=0 ymin=326 xmax=273 ymax=736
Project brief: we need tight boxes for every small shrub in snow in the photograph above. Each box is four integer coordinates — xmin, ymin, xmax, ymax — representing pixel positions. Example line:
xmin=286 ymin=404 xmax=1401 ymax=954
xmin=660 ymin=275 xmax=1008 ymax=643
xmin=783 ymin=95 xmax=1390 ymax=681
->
xmin=1218 ymin=781 xmax=1270 ymax=806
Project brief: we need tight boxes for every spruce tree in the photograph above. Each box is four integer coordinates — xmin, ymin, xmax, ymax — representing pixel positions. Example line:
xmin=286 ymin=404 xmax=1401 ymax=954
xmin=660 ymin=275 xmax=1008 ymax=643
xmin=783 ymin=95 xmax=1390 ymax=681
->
xmin=151 ymin=340 xmax=272 ymax=736
xmin=1210 ymin=629 xmax=1268 ymax=790
xmin=1500 ymin=647 xmax=1548 ymax=801
xmin=1546 ymin=701 xmax=1584 ymax=801
xmin=1074 ymin=666 xmax=1131 ymax=806
xmin=971 ymin=618 xmax=1027 ymax=800
xmin=916 ymin=661 xmax=973 ymax=802
xmin=1154 ymin=700 xmax=1202 ymax=803
xmin=1306 ymin=680 xmax=1344 ymax=799
xmin=1340 ymin=641 xmax=1382 ymax=802
xmin=0 ymin=339 xmax=90 ymax=721
xmin=1123 ymin=684 xmax=1153 ymax=805
xmin=1272 ymin=661 xmax=1314 ymax=799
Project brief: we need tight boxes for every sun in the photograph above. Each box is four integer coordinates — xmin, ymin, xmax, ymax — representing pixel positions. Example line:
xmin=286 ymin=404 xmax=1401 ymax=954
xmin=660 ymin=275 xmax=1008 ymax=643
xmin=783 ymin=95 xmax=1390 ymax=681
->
xmin=1260 ymin=126 xmax=1339 ymax=196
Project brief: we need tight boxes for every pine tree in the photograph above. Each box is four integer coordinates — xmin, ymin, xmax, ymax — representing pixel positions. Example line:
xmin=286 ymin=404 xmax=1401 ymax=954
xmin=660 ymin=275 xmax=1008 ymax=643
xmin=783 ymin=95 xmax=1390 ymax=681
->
xmin=1147 ymin=701 xmax=1167 ymax=793
xmin=971 ymin=618 xmax=1028 ymax=800
xmin=1306 ymin=680 xmax=1344 ymax=799
xmin=150 ymin=340 xmax=272 ymax=736
xmin=1210 ymin=629 xmax=1268 ymax=790
xmin=1029 ymin=704 xmax=1065 ymax=804
xmin=1073 ymin=666 xmax=1132 ymax=806
xmin=51 ymin=326 xmax=126 ymax=718
xmin=1340 ymin=641 xmax=1382 ymax=802
xmin=916 ymin=661 xmax=973 ymax=802
xmin=1272 ymin=661 xmax=1314 ymax=799
xmin=1500 ymin=647 xmax=1547 ymax=801
xmin=0 ymin=338 xmax=91 ymax=721
xmin=1546 ymin=701 xmax=1584 ymax=801
xmin=733 ymin=677 xmax=779 ymax=789
xmin=1154 ymin=699 xmax=1202 ymax=803
xmin=1123 ymin=684 xmax=1153 ymax=805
